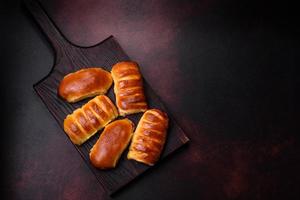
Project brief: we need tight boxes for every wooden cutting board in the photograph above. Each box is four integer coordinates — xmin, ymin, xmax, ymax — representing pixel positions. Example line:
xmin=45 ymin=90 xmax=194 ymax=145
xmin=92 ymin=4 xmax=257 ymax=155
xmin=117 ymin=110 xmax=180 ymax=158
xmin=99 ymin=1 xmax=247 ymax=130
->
xmin=25 ymin=0 xmax=189 ymax=195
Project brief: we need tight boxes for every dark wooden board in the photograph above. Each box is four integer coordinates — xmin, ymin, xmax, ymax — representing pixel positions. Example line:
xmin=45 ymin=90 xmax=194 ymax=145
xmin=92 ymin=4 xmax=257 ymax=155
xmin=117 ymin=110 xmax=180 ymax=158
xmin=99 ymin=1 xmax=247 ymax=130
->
xmin=25 ymin=0 xmax=189 ymax=195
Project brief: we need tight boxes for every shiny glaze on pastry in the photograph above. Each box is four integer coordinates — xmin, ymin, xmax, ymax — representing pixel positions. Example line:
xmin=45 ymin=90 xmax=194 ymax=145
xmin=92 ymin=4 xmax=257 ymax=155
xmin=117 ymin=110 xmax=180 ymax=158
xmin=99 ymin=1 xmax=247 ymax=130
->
xmin=127 ymin=109 xmax=168 ymax=165
xmin=58 ymin=68 xmax=112 ymax=102
xmin=63 ymin=95 xmax=118 ymax=145
xmin=90 ymin=119 xmax=134 ymax=169
xmin=111 ymin=61 xmax=147 ymax=116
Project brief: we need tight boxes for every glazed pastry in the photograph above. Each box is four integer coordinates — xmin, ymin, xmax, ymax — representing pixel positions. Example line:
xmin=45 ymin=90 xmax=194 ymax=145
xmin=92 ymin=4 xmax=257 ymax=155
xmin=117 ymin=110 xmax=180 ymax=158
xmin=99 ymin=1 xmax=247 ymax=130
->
xmin=127 ymin=109 xmax=169 ymax=166
xmin=111 ymin=61 xmax=147 ymax=116
xmin=58 ymin=68 xmax=112 ymax=103
xmin=63 ymin=95 xmax=118 ymax=145
xmin=90 ymin=119 xmax=134 ymax=169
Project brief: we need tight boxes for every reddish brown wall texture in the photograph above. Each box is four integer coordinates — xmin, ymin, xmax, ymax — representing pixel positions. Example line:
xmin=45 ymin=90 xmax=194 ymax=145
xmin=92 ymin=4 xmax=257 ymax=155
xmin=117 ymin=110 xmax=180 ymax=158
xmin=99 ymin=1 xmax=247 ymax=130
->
xmin=2 ymin=0 xmax=299 ymax=199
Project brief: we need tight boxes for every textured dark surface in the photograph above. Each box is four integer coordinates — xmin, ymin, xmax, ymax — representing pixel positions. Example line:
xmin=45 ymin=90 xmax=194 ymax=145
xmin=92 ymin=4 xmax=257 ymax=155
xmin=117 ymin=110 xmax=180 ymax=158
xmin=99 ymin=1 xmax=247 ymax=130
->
xmin=1 ymin=0 xmax=299 ymax=199
xmin=25 ymin=0 xmax=188 ymax=195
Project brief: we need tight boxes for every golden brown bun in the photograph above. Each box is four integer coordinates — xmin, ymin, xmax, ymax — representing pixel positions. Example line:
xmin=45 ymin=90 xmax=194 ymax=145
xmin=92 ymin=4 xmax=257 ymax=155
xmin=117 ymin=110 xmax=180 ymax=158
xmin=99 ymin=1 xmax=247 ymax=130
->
xmin=63 ymin=95 xmax=118 ymax=145
xmin=127 ymin=109 xmax=168 ymax=166
xmin=90 ymin=119 xmax=134 ymax=169
xmin=58 ymin=68 xmax=112 ymax=103
xmin=111 ymin=61 xmax=147 ymax=116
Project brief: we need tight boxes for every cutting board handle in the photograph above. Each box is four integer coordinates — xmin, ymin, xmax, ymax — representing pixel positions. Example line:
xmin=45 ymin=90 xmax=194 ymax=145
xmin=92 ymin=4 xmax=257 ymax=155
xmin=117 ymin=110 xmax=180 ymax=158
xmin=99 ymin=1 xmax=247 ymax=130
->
xmin=24 ymin=0 xmax=70 ymax=57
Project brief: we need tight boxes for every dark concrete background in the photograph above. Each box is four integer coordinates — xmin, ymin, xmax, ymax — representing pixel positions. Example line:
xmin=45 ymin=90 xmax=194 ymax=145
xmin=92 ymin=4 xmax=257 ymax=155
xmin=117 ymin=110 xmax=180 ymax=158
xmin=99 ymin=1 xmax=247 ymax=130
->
xmin=1 ymin=0 xmax=299 ymax=199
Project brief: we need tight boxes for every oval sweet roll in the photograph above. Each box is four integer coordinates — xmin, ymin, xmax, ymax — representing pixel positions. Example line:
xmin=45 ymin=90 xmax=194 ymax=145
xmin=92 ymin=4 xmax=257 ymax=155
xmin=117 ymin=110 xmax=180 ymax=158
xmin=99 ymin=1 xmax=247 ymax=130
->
xmin=90 ymin=119 xmax=135 ymax=169
xmin=127 ymin=109 xmax=169 ymax=166
xmin=111 ymin=61 xmax=148 ymax=116
xmin=63 ymin=95 xmax=118 ymax=145
xmin=58 ymin=68 xmax=112 ymax=103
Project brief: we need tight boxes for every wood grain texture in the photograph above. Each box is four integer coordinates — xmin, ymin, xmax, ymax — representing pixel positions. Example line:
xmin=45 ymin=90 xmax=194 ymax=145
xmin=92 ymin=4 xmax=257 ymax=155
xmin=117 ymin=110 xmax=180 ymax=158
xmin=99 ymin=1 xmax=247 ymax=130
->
xmin=25 ymin=0 xmax=189 ymax=195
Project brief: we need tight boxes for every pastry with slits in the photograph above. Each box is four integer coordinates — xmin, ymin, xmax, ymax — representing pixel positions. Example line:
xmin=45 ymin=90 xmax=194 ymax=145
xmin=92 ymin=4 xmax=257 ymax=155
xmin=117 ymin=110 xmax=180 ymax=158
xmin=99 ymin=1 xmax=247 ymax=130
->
xmin=63 ymin=95 xmax=118 ymax=145
xmin=111 ymin=61 xmax=148 ymax=116
xmin=127 ymin=109 xmax=169 ymax=165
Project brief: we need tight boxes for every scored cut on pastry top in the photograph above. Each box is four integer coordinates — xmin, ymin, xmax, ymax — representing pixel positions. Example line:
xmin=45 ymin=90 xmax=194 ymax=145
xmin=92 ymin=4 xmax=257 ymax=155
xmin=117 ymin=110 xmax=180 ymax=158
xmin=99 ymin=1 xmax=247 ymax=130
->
xmin=127 ymin=109 xmax=169 ymax=166
xmin=63 ymin=95 xmax=118 ymax=145
xmin=111 ymin=61 xmax=148 ymax=116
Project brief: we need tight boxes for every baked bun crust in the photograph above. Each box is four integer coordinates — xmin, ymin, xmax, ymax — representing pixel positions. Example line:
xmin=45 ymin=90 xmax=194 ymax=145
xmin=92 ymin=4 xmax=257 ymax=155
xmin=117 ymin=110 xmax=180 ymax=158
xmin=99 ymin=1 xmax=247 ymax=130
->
xmin=111 ymin=62 xmax=147 ymax=116
xmin=90 ymin=119 xmax=134 ymax=169
xmin=58 ymin=68 xmax=112 ymax=103
xmin=127 ymin=109 xmax=168 ymax=165
xmin=63 ymin=95 xmax=118 ymax=145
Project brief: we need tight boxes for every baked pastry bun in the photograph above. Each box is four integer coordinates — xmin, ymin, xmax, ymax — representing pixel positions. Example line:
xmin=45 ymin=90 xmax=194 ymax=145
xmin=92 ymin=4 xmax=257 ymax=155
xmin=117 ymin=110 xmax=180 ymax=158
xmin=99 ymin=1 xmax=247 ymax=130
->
xmin=90 ymin=119 xmax=134 ymax=169
xmin=111 ymin=61 xmax=147 ymax=116
xmin=127 ymin=109 xmax=168 ymax=165
xmin=63 ymin=95 xmax=118 ymax=145
xmin=58 ymin=68 xmax=112 ymax=103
